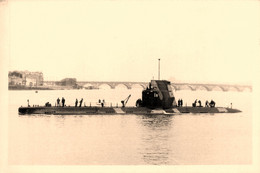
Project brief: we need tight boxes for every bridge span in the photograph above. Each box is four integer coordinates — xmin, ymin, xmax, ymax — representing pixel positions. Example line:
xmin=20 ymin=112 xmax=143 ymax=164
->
xmin=75 ymin=81 xmax=252 ymax=92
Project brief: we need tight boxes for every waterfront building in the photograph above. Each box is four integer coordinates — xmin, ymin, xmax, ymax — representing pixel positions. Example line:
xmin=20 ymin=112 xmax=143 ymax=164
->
xmin=8 ymin=75 xmax=23 ymax=85
xmin=8 ymin=70 xmax=44 ymax=87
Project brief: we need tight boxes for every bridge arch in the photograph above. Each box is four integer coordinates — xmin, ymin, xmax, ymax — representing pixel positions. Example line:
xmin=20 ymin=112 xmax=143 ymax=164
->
xmin=195 ymin=85 xmax=210 ymax=91
xmin=114 ymin=83 xmax=130 ymax=89
xmin=226 ymin=86 xmax=241 ymax=92
xmin=98 ymin=83 xmax=114 ymax=89
xmin=83 ymin=83 xmax=97 ymax=89
xmin=177 ymin=85 xmax=196 ymax=91
xmin=211 ymin=85 xmax=227 ymax=92
xmin=242 ymin=87 xmax=252 ymax=92
xmin=131 ymin=83 xmax=146 ymax=89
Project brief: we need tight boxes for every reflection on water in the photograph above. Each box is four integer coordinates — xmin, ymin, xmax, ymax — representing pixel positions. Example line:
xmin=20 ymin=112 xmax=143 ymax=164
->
xmin=137 ymin=115 xmax=175 ymax=165
xmin=139 ymin=115 xmax=173 ymax=129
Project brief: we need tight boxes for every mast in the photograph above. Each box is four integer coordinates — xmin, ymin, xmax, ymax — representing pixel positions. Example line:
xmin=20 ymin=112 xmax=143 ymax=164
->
xmin=158 ymin=58 xmax=160 ymax=80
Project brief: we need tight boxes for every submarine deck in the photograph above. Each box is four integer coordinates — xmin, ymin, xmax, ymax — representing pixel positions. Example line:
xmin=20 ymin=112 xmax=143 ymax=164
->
xmin=18 ymin=106 xmax=241 ymax=115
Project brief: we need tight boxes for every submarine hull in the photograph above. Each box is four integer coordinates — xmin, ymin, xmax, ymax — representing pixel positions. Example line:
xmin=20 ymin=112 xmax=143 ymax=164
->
xmin=18 ymin=106 xmax=241 ymax=115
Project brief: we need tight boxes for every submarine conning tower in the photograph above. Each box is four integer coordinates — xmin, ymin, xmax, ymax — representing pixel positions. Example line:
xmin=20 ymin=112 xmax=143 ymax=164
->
xmin=141 ymin=80 xmax=177 ymax=109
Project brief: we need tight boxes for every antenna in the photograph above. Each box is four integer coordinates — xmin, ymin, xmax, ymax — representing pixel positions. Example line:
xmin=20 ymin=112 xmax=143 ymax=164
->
xmin=158 ymin=58 xmax=160 ymax=80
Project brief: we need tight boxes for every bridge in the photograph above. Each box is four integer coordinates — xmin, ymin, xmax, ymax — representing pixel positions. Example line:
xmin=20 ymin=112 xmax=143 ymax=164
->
xmin=73 ymin=81 xmax=252 ymax=92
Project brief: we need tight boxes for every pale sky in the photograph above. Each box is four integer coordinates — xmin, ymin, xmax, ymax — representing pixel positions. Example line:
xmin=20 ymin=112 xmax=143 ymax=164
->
xmin=6 ymin=0 xmax=260 ymax=84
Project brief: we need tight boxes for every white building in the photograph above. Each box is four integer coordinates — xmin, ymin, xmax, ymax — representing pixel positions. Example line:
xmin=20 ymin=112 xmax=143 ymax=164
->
xmin=25 ymin=77 xmax=37 ymax=87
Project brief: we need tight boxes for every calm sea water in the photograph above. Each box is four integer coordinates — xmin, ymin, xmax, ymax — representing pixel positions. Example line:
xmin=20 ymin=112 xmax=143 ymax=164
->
xmin=8 ymin=87 xmax=252 ymax=165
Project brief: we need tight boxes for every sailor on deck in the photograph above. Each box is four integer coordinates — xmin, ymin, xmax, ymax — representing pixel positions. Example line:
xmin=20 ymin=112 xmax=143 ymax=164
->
xmin=62 ymin=97 xmax=65 ymax=107
xmin=205 ymin=100 xmax=209 ymax=107
xmin=75 ymin=99 xmax=78 ymax=107
xmin=209 ymin=100 xmax=216 ymax=107
xmin=79 ymin=98 xmax=83 ymax=107
xmin=57 ymin=98 xmax=60 ymax=107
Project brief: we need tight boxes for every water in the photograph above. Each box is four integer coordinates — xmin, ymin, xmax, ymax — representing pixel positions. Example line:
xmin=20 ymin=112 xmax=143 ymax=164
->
xmin=8 ymin=87 xmax=252 ymax=165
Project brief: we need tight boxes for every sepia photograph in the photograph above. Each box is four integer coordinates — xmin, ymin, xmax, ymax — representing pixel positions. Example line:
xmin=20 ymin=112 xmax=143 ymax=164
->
xmin=0 ymin=0 xmax=260 ymax=173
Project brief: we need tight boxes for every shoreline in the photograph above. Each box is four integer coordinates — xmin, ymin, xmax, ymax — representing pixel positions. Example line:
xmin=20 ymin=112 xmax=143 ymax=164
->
xmin=8 ymin=85 xmax=98 ymax=90
xmin=9 ymin=86 xmax=53 ymax=90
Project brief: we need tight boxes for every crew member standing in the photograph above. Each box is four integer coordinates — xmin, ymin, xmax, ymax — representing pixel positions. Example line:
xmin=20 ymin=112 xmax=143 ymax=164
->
xmin=62 ymin=97 xmax=65 ymax=107
xmin=57 ymin=97 xmax=60 ymax=107
xmin=205 ymin=100 xmax=209 ymax=107
xmin=75 ymin=98 xmax=78 ymax=107
xmin=198 ymin=100 xmax=201 ymax=107
xmin=79 ymin=98 xmax=83 ymax=107
xmin=209 ymin=100 xmax=215 ymax=107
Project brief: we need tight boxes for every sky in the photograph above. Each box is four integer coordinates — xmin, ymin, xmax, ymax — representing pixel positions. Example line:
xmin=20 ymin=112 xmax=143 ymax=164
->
xmin=5 ymin=0 xmax=260 ymax=84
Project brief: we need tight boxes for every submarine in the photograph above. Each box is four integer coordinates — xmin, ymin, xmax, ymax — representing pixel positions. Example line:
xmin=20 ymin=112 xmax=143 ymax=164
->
xmin=18 ymin=80 xmax=241 ymax=115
